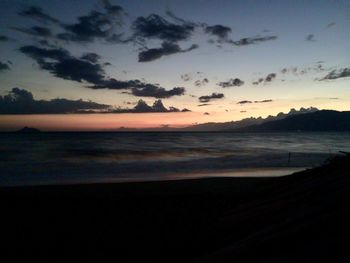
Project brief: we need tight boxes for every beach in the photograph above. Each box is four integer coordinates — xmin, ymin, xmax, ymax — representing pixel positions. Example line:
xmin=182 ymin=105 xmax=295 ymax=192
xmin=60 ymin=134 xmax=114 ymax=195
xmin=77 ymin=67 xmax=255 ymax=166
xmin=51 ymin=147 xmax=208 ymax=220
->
xmin=1 ymin=154 xmax=349 ymax=262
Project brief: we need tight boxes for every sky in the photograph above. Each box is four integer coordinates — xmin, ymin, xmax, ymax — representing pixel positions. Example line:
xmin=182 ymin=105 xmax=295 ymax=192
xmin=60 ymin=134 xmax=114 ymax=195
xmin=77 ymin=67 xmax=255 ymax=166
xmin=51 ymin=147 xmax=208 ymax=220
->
xmin=0 ymin=0 xmax=349 ymax=131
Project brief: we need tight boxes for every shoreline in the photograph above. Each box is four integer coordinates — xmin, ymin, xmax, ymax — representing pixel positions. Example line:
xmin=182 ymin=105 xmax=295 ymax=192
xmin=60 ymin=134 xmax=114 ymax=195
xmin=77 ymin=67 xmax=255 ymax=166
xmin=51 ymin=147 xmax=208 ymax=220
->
xmin=1 ymin=155 xmax=349 ymax=262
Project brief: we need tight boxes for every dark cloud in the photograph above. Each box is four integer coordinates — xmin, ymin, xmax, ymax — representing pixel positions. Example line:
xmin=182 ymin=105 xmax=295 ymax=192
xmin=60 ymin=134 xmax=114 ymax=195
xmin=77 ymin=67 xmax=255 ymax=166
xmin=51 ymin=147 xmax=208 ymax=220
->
xmin=18 ymin=6 xmax=59 ymax=24
xmin=165 ymin=10 xmax=196 ymax=26
xmin=20 ymin=45 xmax=105 ymax=84
xmin=110 ymin=99 xmax=189 ymax=113
xmin=131 ymin=86 xmax=185 ymax=98
xmin=18 ymin=4 xmax=127 ymax=44
xmin=181 ymin=73 xmax=191 ymax=82
xmin=254 ymin=99 xmax=273 ymax=103
xmin=80 ymin=53 xmax=101 ymax=63
xmin=0 ymin=61 xmax=10 ymax=72
xmin=0 ymin=35 xmax=10 ymax=42
xmin=320 ymin=68 xmax=350 ymax=80
xmin=20 ymin=45 xmax=70 ymax=61
xmin=326 ymin=22 xmax=336 ymax=28
xmin=306 ymin=34 xmax=315 ymax=42
xmin=138 ymin=42 xmax=198 ymax=62
xmin=20 ymin=45 xmax=186 ymax=98
xmin=194 ymin=78 xmax=209 ymax=87
xmin=58 ymin=11 xmax=115 ymax=42
xmin=265 ymin=73 xmax=277 ymax=82
xmin=197 ymin=103 xmax=211 ymax=107
xmin=199 ymin=93 xmax=224 ymax=103
xmin=132 ymin=14 xmax=195 ymax=42
xmin=232 ymin=35 xmax=277 ymax=46
xmin=204 ymin=112 xmax=210 ymax=115
xmin=12 ymin=26 xmax=52 ymax=37
xmin=237 ymin=100 xmax=252 ymax=105
xmin=38 ymin=39 xmax=56 ymax=48
xmin=0 ymin=88 xmax=189 ymax=114
xmin=205 ymin=25 xmax=232 ymax=40
xmin=0 ymin=88 xmax=110 ymax=114
xmin=100 ymin=0 xmax=124 ymax=16
xmin=240 ymin=110 xmax=247 ymax=113
xmin=218 ymin=78 xmax=244 ymax=88
xmin=252 ymin=78 xmax=264 ymax=85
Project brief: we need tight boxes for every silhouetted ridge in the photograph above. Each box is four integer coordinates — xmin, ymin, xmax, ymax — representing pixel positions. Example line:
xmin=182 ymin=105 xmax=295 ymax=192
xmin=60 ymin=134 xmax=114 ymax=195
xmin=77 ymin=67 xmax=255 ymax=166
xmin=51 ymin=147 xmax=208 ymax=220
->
xmin=17 ymin=126 xmax=41 ymax=133
xmin=233 ymin=110 xmax=350 ymax=132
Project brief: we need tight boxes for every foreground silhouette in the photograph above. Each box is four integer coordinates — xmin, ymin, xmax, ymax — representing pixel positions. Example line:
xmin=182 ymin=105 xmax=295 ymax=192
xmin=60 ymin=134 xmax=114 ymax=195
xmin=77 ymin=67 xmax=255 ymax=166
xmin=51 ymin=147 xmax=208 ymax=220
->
xmin=1 ymin=154 xmax=350 ymax=262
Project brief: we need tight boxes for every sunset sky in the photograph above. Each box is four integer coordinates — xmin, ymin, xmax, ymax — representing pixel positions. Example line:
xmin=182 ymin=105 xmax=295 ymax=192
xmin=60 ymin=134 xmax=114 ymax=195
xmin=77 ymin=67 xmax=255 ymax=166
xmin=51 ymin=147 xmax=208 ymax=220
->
xmin=0 ymin=0 xmax=349 ymax=131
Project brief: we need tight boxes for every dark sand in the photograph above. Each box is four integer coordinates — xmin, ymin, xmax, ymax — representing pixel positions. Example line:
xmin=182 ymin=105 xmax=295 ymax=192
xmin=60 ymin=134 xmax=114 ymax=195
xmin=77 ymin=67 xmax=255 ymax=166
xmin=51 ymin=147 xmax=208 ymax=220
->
xmin=1 ymin=155 xmax=350 ymax=262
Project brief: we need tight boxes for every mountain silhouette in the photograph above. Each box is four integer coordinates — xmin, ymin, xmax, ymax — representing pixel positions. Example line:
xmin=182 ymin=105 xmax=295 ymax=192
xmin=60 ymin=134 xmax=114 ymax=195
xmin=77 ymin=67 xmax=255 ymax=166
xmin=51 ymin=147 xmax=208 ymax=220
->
xmin=181 ymin=107 xmax=318 ymax=131
xmin=17 ymin=127 xmax=41 ymax=133
xmin=232 ymin=110 xmax=350 ymax=132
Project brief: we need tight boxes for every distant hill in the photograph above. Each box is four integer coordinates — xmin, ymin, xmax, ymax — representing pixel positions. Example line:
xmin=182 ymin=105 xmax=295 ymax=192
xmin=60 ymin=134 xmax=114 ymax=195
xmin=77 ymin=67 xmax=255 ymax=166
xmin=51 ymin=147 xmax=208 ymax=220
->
xmin=17 ymin=127 xmax=41 ymax=133
xmin=232 ymin=110 xmax=350 ymax=132
xmin=180 ymin=107 xmax=319 ymax=131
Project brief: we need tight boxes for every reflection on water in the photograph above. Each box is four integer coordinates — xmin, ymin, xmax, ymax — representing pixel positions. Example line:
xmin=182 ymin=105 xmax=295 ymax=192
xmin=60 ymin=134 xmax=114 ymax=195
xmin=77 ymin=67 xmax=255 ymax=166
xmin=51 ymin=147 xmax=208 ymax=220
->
xmin=0 ymin=132 xmax=349 ymax=185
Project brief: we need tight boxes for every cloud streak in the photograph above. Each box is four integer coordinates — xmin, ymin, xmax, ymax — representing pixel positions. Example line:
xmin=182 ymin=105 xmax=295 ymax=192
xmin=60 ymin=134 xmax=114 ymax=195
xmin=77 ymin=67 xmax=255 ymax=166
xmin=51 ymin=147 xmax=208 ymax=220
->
xmin=138 ymin=42 xmax=198 ymax=62
xmin=218 ymin=78 xmax=244 ymax=88
xmin=199 ymin=93 xmax=224 ymax=103
xmin=320 ymin=68 xmax=350 ymax=80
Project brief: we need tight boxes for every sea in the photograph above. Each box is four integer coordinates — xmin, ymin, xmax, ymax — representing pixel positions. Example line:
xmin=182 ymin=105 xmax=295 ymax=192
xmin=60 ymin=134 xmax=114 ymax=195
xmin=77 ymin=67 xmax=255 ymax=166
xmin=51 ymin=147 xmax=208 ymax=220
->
xmin=0 ymin=132 xmax=349 ymax=186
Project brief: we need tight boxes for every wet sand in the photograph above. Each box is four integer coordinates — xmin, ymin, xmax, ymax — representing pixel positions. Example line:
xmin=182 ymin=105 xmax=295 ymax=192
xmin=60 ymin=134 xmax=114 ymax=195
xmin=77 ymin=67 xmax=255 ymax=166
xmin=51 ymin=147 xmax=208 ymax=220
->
xmin=1 ymin=155 xmax=349 ymax=262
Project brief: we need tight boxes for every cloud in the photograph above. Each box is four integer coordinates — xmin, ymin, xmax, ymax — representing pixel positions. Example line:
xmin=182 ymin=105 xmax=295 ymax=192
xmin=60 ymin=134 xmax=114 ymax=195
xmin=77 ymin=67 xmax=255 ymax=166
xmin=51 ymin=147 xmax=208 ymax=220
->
xmin=18 ymin=6 xmax=60 ymax=24
xmin=58 ymin=11 xmax=117 ymax=42
xmin=194 ymin=78 xmax=209 ymax=87
xmin=205 ymin=25 xmax=232 ymax=40
xmin=204 ymin=112 xmax=210 ymax=115
xmin=252 ymin=78 xmax=264 ymax=85
xmin=232 ymin=35 xmax=277 ymax=46
xmin=197 ymin=103 xmax=211 ymax=107
xmin=0 ymin=88 xmax=111 ymax=114
xmin=100 ymin=0 xmax=124 ymax=16
xmin=132 ymin=14 xmax=195 ymax=43
xmin=18 ymin=4 xmax=126 ymax=44
xmin=80 ymin=53 xmax=101 ymax=63
xmin=110 ymin=99 xmax=190 ymax=113
xmin=326 ymin=22 xmax=336 ymax=28
xmin=12 ymin=26 xmax=52 ymax=37
xmin=0 ymin=61 xmax=10 ymax=72
xmin=320 ymin=68 xmax=350 ymax=80
xmin=254 ymin=99 xmax=273 ymax=103
xmin=0 ymin=35 xmax=10 ymax=42
xmin=138 ymin=42 xmax=198 ymax=62
xmin=199 ymin=93 xmax=224 ymax=103
xmin=265 ymin=73 xmax=276 ymax=82
xmin=20 ymin=45 xmax=185 ymax=98
xmin=20 ymin=45 xmax=105 ymax=84
xmin=306 ymin=34 xmax=315 ymax=42
xmin=237 ymin=100 xmax=252 ymax=105
xmin=0 ymin=88 xmax=190 ymax=114
xmin=131 ymin=86 xmax=185 ymax=98
xmin=181 ymin=73 xmax=192 ymax=82
xmin=218 ymin=78 xmax=244 ymax=87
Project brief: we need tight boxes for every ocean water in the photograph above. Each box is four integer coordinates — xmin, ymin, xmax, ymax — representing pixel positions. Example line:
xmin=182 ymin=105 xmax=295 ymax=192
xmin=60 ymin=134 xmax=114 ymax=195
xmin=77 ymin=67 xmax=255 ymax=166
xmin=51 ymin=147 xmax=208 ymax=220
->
xmin=0 ymin=132 xmax=349 ymax=186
